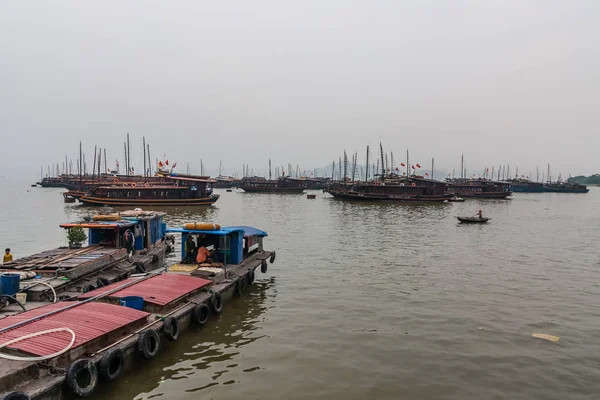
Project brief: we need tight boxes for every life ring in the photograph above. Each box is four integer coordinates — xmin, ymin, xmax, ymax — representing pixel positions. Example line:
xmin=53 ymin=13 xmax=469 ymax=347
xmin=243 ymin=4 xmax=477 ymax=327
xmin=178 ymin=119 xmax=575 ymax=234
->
xmin=192 ymin=303 xmax=210 ymax=325
xmin=235 ymin=278 xmax=246 ymax=297
xmin=137 ymin=330 xmax=160 ymax=360
xmin=131 ymin=182 xmax=137 ymax=188
xmin=246 ymin=270 xmax=255 ymax=286
xmin=163 ymin=316 xmax=180 ymax=341
xmin=113 ymin=177 xmax=119 ymax=184
xmin=144 ymin=182 xmax=150 ymax=187
xmin=261 ymin=260 xmax=268 ymax=273
xmin=2 ymin=392 xmax=30 ymax=400
xmin=411 ymin=183 xmax=416 ymax=187
xmin=66 ymin=359 xmax=98 ymax=397
xmin=209 ymin=292 xmax=223 ymax=314
xmin=98 ymin=348 xmax=125 ymax=382
xmin=269 ymin=252 xmax=276 ymax=264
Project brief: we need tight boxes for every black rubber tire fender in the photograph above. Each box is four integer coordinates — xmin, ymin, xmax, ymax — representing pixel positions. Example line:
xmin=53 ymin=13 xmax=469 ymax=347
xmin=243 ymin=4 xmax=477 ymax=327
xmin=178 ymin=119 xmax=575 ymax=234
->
xmin=137 ymin=330 xmax=160 ymax=360
xmin=2 ymin=392 xmax=30 ymax=400
xmin=246 ymin=270 xmax=255 ymax=286
xmin=192 ymin=303 xmax=210 ymax=325
xmin=269 ymin=251 xmax=276 ymax=264
xmin=96 ymin=278 xmax=110 ymax=288
xmin=134 ymin=262 xmax=147 ymax=274
xmin=98 ymin=348 xmax=125 ymax=382
xmin=210 ymin=292 xmax=223 ymax=314
xmin=66 ymin=359 xmax=98 ymax=397
xmin=83 ymin=285 xmax=96 ymax=293
xmin=261 ymin=260 xmax=268 ymax=273
xmin=235 ymin=278 xmax=246 ymax=297
xmin=163 ymin=316 xmax=180 ymax=341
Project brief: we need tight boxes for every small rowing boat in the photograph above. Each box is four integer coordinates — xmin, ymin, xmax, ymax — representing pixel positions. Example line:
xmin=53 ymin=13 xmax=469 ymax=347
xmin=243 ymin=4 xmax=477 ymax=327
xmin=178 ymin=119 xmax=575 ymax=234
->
xmin=457 ymin=216 xmax=490 ymax=223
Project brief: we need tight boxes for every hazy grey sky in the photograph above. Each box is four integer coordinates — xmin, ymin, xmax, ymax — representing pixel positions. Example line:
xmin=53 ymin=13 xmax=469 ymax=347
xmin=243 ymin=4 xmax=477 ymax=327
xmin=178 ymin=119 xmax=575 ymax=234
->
xmin=1 ymin=1 xmax=598 ymax=178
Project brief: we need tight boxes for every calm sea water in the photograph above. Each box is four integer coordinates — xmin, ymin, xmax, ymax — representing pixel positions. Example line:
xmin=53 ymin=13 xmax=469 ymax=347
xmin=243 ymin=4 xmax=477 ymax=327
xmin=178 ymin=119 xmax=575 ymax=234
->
xmin=1 ymin=179 xmax=600 ymax=400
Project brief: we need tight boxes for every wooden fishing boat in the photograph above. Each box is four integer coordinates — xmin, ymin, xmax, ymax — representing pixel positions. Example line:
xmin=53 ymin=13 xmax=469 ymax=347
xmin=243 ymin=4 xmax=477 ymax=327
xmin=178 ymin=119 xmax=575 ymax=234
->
xmin=78 ymin=176 xmax=219 ymax=206
xmin=457 ymin=216 xmax=490 ymax=223
xmin=239 ymin=177 xmax=306 ymax=193
xmin=446 ymin=179 xmax=512 ymax=199
xmin=327 ymin=177 xmax=452 ymax=203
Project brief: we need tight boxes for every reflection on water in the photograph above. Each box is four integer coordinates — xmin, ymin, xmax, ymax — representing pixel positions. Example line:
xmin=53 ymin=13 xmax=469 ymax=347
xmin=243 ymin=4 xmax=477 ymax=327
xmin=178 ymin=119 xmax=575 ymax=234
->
xmin=91 ymin=277 xmax=277 ymax=400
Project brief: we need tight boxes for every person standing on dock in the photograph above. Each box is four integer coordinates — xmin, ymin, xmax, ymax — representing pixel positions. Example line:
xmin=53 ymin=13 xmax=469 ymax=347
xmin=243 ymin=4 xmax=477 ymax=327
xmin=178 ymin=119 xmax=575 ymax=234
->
xmin=3 ymin=248 xmax=12 ymax=263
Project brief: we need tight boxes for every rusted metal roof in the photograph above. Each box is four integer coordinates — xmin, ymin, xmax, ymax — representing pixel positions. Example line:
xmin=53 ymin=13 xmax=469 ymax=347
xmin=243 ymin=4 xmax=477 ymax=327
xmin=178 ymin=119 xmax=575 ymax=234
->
xmin=0 ymin=302 xmax=148 ymax=356
xmin=78 ymin=274 xmax=211 ymax=305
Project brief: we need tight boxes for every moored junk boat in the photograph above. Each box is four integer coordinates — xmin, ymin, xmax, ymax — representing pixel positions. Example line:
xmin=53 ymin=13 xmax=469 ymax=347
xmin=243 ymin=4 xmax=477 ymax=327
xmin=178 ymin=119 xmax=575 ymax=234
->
xmin=0 ymin=221 xmax=276 ymax=399
xmin=327 ymin=177 xmax=452 ymax=203
xmin=445 ymin=179 xmax=512 ymax=199
xmin=78 ymin=175 xmax=220 ymax=206
xmin=239 ymin=176 xmax=306 ymax=193
xmin=0 ymin=210 xmax=167 ymax=305
xmin=508 ymin=179 xmax=589 ymax=193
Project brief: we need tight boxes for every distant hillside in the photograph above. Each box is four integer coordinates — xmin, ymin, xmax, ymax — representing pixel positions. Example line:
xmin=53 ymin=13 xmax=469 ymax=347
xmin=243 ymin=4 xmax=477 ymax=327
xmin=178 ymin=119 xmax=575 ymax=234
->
xmin=568 ymin=174 xmax=600 ymax=185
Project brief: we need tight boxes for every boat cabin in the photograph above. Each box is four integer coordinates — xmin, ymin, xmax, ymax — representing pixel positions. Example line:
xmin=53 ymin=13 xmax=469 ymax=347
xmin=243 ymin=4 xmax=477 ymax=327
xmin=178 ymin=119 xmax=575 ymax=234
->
xmin=165 ymin=225 xmax=268 ymax=267
xmin=60 ymin=210 xmax=167 ymax=252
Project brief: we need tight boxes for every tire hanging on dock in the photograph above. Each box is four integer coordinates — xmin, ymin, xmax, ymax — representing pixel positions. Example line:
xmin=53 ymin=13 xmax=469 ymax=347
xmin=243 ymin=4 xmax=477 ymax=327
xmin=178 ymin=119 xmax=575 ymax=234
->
xmin=66 ymin=359 xmax=98 ymax=397
xmin=246 ymin=270 xmax=255 ymax=286
xmin=270 ymin=251 xmax=276 ymax=264
xmin=235 ymin=278 xmax=246 ymax=297
xmin=210 ymin=292 xmax=223 ymax=314
xmin=96 ymin=278 xmax=110 ymax=288
xmin=261 ymin=260 xmax=268 ymax=273
xmin=192 ymin=303 xmax=210 ymax=325
xmin=137 ymin=330 xmax=160 ymax=360
xmin=163 ymin=316 xmax=180 ymax=341
xmin=98 ymin=348 xmax=125 ymax=382
xmin=2 ymin=392 xmax=30 ymax=400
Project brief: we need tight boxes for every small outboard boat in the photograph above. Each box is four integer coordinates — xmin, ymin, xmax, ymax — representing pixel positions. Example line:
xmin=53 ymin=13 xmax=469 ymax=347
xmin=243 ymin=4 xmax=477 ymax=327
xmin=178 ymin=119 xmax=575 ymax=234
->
xmin=457 ymin=216 xmax=490 ymax=223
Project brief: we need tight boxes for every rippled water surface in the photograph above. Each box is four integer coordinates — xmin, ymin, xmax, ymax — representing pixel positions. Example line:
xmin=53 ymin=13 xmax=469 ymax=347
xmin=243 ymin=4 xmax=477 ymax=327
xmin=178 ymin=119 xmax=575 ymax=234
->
xmin=2 ymin=180 xmax=600 ymax=400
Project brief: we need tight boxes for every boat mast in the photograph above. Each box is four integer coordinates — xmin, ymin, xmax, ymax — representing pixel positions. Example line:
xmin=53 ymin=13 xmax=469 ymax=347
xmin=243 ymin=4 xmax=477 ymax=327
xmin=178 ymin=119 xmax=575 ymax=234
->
xmin=379 ymin=143 xmax=385 ymax=178
xmin=92 ymin=145 xmax=97 ymax=181
xmin=143 ymin=137 xmax=147 ymax=179
xmin=406 ymin=149 xmax=410 ymax=177
xmin=547 ymin=163 xmax=551 ymax=183
xmin=460 ymin=154 xmax=464 ymax=180
xmin=269 ymin=159 xmax=272 ymax=180
xmin=431 ymin=157 xmax=434 ymax=180
xmin=127 ymin=132 xmax=131 ymax=175
xmin=343 ymin=150 xmax=348 ymax=185
xmin=79 ymin=141 xmax=83 ymax=183
xmin=331 ymin=160 xmax=335 ymax=180
xmin=365 ymin=145 xmax=370 ymax=181
xmin=536 ymin=166 xmax=539 ymax=182
xmin=103 ymin=149 xmax=107 ymax=174
xmin=147 ymin=144 xmax=151 ymax=176
xmin=123 ymin=143 xmax=127 ymax=176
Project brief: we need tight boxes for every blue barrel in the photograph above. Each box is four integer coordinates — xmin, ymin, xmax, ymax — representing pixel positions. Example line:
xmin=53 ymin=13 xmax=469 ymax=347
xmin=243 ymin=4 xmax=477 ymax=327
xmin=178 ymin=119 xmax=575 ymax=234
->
xmin=0 ymin=273 xmax=21 ymax=296
xmin=120 ymin=296 xmax=144 ymax=310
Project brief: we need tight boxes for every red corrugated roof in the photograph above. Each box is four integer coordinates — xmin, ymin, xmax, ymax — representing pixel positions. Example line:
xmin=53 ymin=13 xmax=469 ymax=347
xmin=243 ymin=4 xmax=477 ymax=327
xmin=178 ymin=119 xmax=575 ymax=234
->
xmin=78 ymin=274 xmax=211 ymax=305
xmin=0 ymin=302 xmax=148 ymax=356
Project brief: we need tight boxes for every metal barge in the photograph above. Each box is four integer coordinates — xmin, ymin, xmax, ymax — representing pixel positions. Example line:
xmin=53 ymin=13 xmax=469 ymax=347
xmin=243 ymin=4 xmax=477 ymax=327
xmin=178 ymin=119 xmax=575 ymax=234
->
xmin=0 ymin=223 xmax=275 ymax=399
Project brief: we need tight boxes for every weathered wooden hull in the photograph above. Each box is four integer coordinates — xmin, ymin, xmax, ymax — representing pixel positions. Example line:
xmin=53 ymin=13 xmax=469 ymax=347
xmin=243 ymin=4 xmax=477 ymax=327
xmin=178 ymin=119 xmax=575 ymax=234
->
xmin=327 ymin=190 xmax=452 ymax=203
xmin=456 ymin=191 xmax=512 ymax=199
xmin=457 ymin=217 xmax=490 ymax=223
xmin=240 ymin=186 xmax=305 ymax=193
xmin=78 ymin=195 xmax=220 ymax=206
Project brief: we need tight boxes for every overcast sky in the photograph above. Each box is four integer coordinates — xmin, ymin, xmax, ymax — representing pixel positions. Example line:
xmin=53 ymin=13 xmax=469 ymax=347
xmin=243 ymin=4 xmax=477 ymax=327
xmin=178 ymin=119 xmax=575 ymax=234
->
xmin=1 ymin=1 xmax=598 ymax=179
